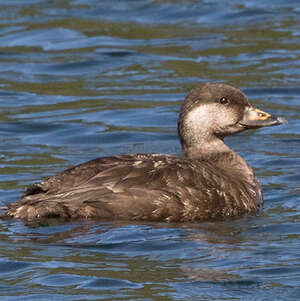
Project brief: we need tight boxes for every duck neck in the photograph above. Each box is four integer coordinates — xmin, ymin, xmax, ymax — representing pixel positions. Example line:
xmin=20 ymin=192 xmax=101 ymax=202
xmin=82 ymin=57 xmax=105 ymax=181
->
xmin=183 ymin=136 xmax=231 ymax=159
xmin=183 ymin=137 xmax=253 ymax=177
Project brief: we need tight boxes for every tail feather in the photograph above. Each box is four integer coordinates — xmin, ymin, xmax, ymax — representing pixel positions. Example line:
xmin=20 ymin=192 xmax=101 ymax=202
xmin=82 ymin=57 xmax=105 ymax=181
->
xmin=6 ymin=200 xmax=71 ymax=220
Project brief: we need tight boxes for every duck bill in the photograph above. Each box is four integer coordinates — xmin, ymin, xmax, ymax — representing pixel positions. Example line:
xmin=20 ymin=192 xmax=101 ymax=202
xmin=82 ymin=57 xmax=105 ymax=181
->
xmin=239 ymin=106 xmax=286 ymax=129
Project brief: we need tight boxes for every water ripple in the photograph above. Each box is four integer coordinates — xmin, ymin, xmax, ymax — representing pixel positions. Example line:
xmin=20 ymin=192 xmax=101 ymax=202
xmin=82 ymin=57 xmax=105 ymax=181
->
xmin=0 ymin=0 xmax=299 ymax=300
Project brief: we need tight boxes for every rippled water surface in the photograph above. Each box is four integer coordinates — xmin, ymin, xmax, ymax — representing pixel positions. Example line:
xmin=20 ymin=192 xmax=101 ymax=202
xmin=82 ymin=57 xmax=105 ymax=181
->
xmin=0 ymin=0 xmax=299 ymax=300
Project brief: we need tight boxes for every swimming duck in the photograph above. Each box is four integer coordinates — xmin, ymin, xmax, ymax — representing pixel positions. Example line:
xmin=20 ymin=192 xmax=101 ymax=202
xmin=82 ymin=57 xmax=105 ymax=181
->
xmin=6 ymin=83 xmax=285 ymax=223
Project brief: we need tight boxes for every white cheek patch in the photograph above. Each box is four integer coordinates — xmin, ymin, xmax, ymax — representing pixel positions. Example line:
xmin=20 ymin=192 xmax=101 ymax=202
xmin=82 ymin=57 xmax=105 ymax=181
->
xmin=185 ymin=104 xmax=237 ymax=132
xmin=185 ymin=104 xmax=216 ymax=128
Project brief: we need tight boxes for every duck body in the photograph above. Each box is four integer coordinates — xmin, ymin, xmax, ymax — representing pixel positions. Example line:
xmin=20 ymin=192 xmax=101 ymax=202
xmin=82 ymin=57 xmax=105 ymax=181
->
xmin=5 ymin=83 xmax=284 ymax=223
xmin=7 ymin=153 xmax=261 ymax=222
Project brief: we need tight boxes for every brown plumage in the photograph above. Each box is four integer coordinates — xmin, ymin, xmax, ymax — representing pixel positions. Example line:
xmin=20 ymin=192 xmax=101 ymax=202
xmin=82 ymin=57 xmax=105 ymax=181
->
xmin=5 ymin=83 xmax=285 ymax=223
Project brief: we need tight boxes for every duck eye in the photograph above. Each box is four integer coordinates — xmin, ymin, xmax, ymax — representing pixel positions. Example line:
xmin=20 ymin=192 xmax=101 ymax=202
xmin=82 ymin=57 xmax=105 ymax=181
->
xmin=219 ymin=97 xmax=229 ymax=105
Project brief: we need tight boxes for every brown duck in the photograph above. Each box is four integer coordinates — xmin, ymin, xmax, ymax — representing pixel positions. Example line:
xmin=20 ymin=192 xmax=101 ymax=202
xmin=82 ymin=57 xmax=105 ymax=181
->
xmin=5 ymin=83 xmax=285 ymax=223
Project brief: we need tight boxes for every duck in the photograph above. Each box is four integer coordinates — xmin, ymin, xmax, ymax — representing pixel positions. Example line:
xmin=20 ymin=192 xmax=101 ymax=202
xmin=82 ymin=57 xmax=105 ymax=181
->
xmin=5 ymin=83 xmax=285 ymax=223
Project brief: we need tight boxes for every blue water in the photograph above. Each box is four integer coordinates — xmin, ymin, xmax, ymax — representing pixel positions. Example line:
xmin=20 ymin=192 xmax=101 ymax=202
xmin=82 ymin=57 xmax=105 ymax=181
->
xmin=0 ymin=0 xmax=299 ymax=300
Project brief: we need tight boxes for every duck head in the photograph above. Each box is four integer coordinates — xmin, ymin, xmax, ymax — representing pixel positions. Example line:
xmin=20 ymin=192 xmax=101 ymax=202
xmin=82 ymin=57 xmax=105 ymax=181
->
xmin=178 ymin=83 xmax=285 ymax=157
